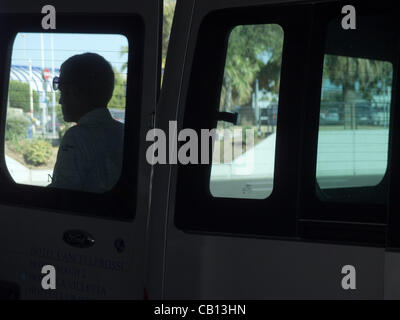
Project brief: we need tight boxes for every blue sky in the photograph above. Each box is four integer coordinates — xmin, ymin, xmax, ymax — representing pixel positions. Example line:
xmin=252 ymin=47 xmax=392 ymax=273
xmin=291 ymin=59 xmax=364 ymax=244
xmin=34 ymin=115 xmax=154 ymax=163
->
xmin=11 ymin=32 xmax=129 ymax=75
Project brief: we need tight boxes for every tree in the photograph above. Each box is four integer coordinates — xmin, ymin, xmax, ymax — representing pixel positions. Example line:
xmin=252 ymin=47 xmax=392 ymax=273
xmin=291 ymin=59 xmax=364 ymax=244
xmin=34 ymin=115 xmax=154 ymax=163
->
xmin=8 ymin=80 xmax=40 ymax=113
xmin=324 ymin=55 xmax=392 ymax=129
xmin=162 ymin=0 xmax=176 ymax=68
xmin=120 ymin=46 xmax=128 ymax=74
xmin=120 ymin=0 xmax=176 ymax=73
xmin=108 ymin=69 xmax=126 ymax=109
xmin=221 ymin=24 xmax=284 ymax=112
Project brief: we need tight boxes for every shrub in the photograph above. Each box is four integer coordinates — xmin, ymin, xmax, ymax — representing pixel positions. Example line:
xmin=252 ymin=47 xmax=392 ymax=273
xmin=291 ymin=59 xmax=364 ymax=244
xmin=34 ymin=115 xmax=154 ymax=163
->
xmin=23 ymin=139 xmax=53 ymax=166
xmin=5 ymin=116 xmax=29 ymax=141
xmin=9 ymin=138 xmax=26 ymax=155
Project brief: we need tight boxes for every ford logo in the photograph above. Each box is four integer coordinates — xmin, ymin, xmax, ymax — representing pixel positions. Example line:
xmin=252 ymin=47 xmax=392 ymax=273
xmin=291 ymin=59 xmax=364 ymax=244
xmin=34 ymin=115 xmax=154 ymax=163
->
xmin=63 ymin=230 xmax=95 ymax=248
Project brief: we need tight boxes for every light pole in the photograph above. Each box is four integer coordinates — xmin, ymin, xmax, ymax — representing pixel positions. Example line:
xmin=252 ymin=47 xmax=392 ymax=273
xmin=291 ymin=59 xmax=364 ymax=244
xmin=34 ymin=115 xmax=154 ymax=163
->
xmin=29 ymin=59 xmax=33 ymax=119
xmin=40 ymin=33 xmax=47 ymax=136
xmin=23 ymin=34 xmax=34 ymax=120
xmin=51 ymin=33 xmax=56 ymax=138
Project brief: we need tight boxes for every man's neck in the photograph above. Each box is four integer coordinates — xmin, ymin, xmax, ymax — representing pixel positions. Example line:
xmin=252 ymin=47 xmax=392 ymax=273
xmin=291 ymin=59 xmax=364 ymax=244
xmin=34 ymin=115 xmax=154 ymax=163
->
xmin=77 ymin=107 xmax=108 ymax=125
xmin=76 ymin=106 xmax=105 ymax=122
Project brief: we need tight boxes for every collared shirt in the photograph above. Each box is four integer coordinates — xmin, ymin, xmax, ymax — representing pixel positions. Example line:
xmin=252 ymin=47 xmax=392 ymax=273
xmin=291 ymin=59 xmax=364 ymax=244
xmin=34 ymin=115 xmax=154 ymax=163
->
xmin=49 ymin=107 xmax=124 ymax=193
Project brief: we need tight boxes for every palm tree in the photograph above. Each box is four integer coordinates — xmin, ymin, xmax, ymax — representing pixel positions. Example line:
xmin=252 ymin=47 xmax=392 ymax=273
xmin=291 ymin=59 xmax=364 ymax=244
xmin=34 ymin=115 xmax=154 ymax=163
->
xmin=222 ymin=24 xmax=283 ymax=112
xmin=120 ymin=46 xmax=128 ymax=73
xmin=120 ymin=1 xmax=176 ymax=74
xmin=324 ymin=55 xmax=392 ymax=129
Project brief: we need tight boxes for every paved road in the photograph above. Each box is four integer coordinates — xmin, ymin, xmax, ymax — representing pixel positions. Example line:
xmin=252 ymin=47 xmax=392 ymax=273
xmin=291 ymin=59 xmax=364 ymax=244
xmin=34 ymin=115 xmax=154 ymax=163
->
xmin=210 ymin=129 xmax=389 ymax=198
xmin=210 ymin=175 xmax=385 ymax=199
xmin=4 ymin=128 xmax=389 ymax=192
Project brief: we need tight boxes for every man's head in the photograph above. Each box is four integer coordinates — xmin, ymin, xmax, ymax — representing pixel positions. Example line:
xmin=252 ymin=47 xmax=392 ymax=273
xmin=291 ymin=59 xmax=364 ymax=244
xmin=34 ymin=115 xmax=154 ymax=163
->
xmin=58 ymin=53 xmax=114 ymax=122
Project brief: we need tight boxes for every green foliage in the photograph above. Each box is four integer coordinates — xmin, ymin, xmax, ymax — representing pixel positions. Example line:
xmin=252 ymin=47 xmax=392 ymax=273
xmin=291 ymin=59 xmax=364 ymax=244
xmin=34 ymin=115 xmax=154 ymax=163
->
xmin=222 ymin=24 xmax=284 ymax=110
xmin=108 ymin=69 xmax=126 ymax=109
xmin=23 ymin=139 xmax=53 ymax=166
xmin=5 ymin=116 xmax=29 ymax=141
xmin=124 ymin=2 xmax=285 ymax=117
xmin=323 ymin=55 xmax=392 ymax=128
xmin=55 ymin=104 xmax=63 ymax=124
xmin=8 ymin=80 xmax=40 ymax=114
xmin=120 ymin=0 xmax=176 ymax=72
xmin=162 ymin=0 xmax=176 ymax=64
xmin=120 ymin=46 xmax=128 ymax=73
xmin=323 ymin=55 xmax=392 ymax=100
xmin=9 ymin=138 xmax=25 ymax=155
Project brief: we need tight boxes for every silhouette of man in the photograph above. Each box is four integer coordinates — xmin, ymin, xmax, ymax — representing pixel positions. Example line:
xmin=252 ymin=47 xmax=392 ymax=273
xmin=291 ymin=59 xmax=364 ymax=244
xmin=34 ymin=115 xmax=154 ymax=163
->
xmin=48 ymin=53 xmax=124 ymax=193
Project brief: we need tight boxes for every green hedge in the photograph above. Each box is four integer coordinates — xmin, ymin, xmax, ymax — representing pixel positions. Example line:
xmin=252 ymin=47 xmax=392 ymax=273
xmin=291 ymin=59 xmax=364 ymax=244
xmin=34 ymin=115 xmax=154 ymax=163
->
xmin=8 ymin=80 xmax=40 ymax=113
xmin=23 ymin=139 xmax=53 ymax=166
xmin=5 ymin=116 xmax=29 ymax=141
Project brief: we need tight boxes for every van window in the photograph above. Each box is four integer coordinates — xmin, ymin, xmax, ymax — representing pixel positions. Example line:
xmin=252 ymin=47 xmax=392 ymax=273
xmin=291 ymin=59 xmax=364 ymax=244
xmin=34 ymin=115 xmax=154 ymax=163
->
xmin=209 ymin=24 xmax=284 ymax=199
xmin=316 ymin=54 xmax=392 ymax=189
xmin=4 ymin=33 xmax=128 ymax=193
xmin=162 ymin=0 xmax=176 ymax=85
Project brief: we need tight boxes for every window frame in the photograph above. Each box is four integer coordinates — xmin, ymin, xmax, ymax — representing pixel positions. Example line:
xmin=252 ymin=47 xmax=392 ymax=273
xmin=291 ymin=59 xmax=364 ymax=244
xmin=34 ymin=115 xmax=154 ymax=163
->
xmin=174 ymin=4 xmax=313 ymax=238
xmin=174 ymin=0 xmax=398 ymax=246
xmin=316 ymin=54 xmax=393 ymax=193
xmin=0 ymin=13 xmax=145 ymax=220
xmin=297 ymin=1 xmax=398 ymax=246
xmin=208 ymin=23 xmax=284 ymax=201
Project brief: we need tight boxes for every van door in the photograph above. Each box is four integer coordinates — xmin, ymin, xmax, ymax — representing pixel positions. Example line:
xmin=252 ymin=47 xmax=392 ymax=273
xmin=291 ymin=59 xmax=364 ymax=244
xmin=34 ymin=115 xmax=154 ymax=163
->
xmin=0 ymin=0 xmax=161 ymax=299
xmin=149 ymin=0 xmax=393 ymax=299
xmin=384 ymin=21 xmax=400 ymax=300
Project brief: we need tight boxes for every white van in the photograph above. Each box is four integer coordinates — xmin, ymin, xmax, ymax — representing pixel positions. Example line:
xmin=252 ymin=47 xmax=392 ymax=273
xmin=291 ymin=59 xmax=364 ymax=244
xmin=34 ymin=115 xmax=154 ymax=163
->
xmin=0 ymin=0 xmax=398 ymax=300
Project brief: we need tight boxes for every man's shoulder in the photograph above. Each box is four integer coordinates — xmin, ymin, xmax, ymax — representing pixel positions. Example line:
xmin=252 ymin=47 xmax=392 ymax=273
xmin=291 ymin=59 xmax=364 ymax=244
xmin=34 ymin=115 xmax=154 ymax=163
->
xmin=101 ymin=115 xmax=124 ymax=134
xmin=59 ymin=126 xmax=82 ymax=151
xmin=62 ymin=125 xmax=80 ymax=141
xmin=62 ymin=115 xmax=124 ymax=143
xmin=111 ymin=118 xmax=124 ymax=131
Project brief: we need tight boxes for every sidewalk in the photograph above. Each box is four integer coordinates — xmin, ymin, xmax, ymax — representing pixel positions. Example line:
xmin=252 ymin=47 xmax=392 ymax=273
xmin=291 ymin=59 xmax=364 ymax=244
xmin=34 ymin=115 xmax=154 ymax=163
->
xmin=211 ymin=132 xmax=276 ymax=180
xmin=5 ymin=155 xmax=53 ymax=186
xmin=316 ymin=129 xmax=388 ymax=176
xmin=4 ymin=128 xmax=389 ymax=186
xmin=210 ymin=129 xmax=389 ymax=180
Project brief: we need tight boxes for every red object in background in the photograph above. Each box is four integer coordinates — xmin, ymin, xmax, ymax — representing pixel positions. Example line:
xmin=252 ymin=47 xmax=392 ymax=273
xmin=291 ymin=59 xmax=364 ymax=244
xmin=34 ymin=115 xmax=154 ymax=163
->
xmin=43 ymin=68 xmax=50 ymax=81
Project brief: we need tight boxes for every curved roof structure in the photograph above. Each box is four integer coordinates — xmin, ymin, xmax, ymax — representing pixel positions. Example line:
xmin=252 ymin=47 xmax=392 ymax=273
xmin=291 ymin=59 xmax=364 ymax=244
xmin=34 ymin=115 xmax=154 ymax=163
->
xmin=10 ymin=65 xmax=60 ymax=93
